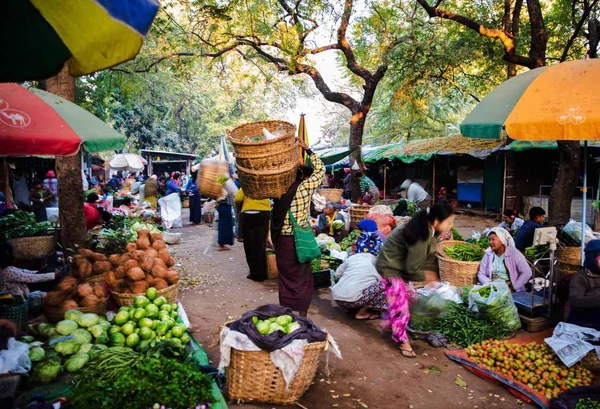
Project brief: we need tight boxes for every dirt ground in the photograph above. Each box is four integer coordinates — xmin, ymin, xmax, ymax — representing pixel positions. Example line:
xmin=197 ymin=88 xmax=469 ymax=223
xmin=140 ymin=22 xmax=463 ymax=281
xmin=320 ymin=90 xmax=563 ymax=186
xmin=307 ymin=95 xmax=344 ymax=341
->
xmin=176 ymin=211 xmax=527 ymax=409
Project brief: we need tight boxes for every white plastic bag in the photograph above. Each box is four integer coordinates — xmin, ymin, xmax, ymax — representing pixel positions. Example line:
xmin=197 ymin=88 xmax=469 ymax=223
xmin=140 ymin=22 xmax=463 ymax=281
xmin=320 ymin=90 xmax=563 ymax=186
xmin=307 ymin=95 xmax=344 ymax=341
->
xmin=224 ymin=179 xmax=238 ymax=196
xmin=416 ymin=281 xmax=463 ymax=304
xmin=563 ymin=218 xmax=595 ymax=244
xmin=158 ymin=193 xmax=183 ymax=229
xmin=0 ymin=338 xmax=31 ymax=374
xmin=312 ymin=192 xmax=326 ymax=212
xmin=468 ymin=281 xmax=521 ymax=330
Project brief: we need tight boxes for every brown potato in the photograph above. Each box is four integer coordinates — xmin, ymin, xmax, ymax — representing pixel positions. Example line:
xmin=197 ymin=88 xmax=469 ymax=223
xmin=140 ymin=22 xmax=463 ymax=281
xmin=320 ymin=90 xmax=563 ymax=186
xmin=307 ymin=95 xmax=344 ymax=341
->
xmin=127 ymin=267 xmax=146 ymax=281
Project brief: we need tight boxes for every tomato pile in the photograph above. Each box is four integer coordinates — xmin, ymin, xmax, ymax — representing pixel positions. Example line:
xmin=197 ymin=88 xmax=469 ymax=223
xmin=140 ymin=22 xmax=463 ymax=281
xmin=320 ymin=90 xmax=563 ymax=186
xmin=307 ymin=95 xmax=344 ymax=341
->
xmin=466 ymin=340 xmax=595 ymax=399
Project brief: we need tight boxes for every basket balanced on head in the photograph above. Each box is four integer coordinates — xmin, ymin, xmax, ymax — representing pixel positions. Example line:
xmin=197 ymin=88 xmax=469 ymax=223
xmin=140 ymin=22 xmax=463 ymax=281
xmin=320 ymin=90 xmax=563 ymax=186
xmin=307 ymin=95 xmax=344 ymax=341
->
xmin=228 ymin=120 xmax=298 ymax=200
xmin=197 ymin=159 xmax=229 ymax=200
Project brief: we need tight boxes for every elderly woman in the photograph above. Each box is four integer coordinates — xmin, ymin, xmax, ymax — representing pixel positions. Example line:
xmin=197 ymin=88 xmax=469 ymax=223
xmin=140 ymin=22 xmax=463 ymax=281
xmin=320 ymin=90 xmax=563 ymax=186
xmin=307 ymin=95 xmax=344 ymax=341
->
xmin=317 ymin=202 xmax=345 ymax=240
xmin=477 ymin=227 xmax=532 ymax=292
xmin=567 ymin=240 xmax=600 ymax=330
xmin=332 ymin=220 xmax=386 ymax=320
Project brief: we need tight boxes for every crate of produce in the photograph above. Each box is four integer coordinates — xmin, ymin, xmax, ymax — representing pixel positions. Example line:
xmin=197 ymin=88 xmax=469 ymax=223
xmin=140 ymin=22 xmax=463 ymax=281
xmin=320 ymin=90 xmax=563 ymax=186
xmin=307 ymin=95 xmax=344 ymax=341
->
xmin=112 ymin=283 xmax=179 ymax=307
xmin=519 ymin=314 xmax=555 ymax=333
xmin=313 ymin=269 xmax=332 ymax=289
xmin=436 ymin=240 xmax=482 ymax=286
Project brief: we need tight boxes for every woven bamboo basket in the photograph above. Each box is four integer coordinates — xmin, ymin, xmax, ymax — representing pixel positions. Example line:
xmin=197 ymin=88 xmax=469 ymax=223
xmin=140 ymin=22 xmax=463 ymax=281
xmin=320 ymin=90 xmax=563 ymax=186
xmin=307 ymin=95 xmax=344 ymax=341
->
xmin=266 ymin=251 xmax=278 ymax=279
xmin=228 ymin=121 xmax=298 ymax=200
xmin=581 ymin=350 xmax=600 ymax=373
xmin=85 ymin=273 xmax=106 ymax=284
xmin=319 ymin=188 xmax=343 ymax=203
xmin=556 ymin=247 xmax=582 ymax=275
xmin=197 ymin=159 xmax=228 ymax=200
xmin=226 ymin=338 xmax=328 ymax=404
xmin=236 ymin=162 xmax=298 ymax=200
xmin=182 ymin=198 xmax=189 ymax=208
xmin=435 ymin=240 xmax=482 ymax=286
xmin=8 ymin=236 xmax=55 ymax=259
xmin=111 ymin=283 xmax=178 ymax=306
xmin=44 ymin=297 xmax=108 ymax=323
xmin=350 ymin=205 xmax=373 ymax=229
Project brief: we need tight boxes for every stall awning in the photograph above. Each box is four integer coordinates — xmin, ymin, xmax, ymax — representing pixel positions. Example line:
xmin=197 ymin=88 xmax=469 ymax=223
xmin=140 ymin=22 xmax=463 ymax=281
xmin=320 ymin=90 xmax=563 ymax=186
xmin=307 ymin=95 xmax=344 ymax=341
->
xmin=319 ymin=147 xmax=358 ymax=165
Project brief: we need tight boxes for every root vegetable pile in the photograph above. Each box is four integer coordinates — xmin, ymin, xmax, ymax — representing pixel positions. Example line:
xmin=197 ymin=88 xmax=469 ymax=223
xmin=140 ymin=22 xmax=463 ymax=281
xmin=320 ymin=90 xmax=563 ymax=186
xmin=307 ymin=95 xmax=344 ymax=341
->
xmin=45 ymin=276 xmax=107 ymax=310
xmin=466 ymin=340 xmax=595 ymax=399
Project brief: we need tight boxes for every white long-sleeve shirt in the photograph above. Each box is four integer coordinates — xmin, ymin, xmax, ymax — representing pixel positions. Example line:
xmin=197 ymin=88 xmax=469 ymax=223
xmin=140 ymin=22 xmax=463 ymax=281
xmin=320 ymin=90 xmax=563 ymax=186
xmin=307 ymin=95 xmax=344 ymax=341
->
xmin=331 ymin=253 xmax=382 ymax=302
xmin=407 ymin=182 xmax=429 ymax=203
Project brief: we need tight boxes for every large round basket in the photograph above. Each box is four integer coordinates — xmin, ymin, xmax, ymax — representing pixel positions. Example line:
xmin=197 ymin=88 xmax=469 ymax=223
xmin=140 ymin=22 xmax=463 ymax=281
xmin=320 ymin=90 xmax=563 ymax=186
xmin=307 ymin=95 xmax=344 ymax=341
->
xmin=236 ymin=162 xmax=298 ymax=200
xmin=44 ymin=297 xmax=109 ymax=323
xmin=319 ymin=188 xmax=343 ymax=203
xmin=556 ymin=247 xmax=581 ymax=275
xmin=228 ymin=121 xmax=299 ymax=200
xmin=349 ymin=205 xmax=372 ymax=229
xmin=581 ymin=350 xmax=600 ymax=373
xmin=85 ymin=274 xmax=106 ymax=285
xmin=8 ymin=236 xmax=55 ymax=259
xmin=435 ymin=240 xmax=482 ymax=286
xmin=226 ymin=338 xmax=328 ymax=404
xmin=197 ymin=159 xmax=228 ymax=200
xmin=111 ymin=283 xmax=179 ymax=306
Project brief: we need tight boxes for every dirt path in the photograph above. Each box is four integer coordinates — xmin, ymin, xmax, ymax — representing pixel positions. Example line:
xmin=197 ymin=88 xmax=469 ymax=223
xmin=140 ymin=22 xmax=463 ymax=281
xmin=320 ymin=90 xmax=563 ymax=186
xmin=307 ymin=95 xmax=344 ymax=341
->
xmin=175 ymin=212 xmax=526 ymax=409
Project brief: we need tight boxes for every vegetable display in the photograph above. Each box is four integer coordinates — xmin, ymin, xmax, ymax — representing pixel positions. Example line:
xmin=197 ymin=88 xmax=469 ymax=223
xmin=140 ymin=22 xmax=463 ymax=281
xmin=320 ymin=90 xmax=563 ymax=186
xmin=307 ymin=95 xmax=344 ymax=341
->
xmin=469 ymin=282 xmax=522 ymax=331
xmin=466 ymin=340 xmax=595 ymax=399
xmin=466 ymin=236 xmax=490 ymax=250
xmin=69 ymin=341 xmax=215 ymax=409
xmin=524 ymin=245 xmax=550 ymax=262
xmin=103 ymin=229 xmax=179 ymax=295
xmin=108 ymin=290 xmax=189 ymax=351
xmin=451 ymin=227 xmax=463 ymax=241
xmin=444 ymin=244 xmax=484 ymax=262
xmin=252 ymin=314 xmax=301 ymax=335
xmin=88 ymin=214 xmax=163 ymax=254
xmin=0 ymin=211 xmax=52 ymax=241
xmin=44 ymin=276 xmax=107 ymax=311
xmin=340 ymin=230 xmax=360 ymax=251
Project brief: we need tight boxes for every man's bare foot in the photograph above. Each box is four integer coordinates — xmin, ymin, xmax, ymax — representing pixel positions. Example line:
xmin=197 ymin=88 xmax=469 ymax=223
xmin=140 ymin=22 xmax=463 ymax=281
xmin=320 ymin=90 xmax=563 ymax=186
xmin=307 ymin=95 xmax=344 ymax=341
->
xmin=218 ymin=245 xmax=230 ymax=251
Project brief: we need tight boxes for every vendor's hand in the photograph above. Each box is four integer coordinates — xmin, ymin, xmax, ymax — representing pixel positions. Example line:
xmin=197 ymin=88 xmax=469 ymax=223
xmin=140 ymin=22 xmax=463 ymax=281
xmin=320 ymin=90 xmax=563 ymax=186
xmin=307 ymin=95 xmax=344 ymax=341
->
xmin=297 ymin=138 xmax=310 ymax=151
xmin=424 ymin=270 xmax=439 ymax=283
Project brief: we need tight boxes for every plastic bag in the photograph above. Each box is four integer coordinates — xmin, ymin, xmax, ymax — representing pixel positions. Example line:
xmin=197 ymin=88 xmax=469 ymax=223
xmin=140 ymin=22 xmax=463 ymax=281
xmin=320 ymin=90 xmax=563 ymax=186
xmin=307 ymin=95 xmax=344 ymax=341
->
xmin=417 ymin=281 xmax=463 ymax=304
xmin=368 ymin=205 xmax=393 ymax=215
xmin=409 ymin=282 xmax=462 ymax=330
xmin=468 ymin=281 xmax=521 ymax=331
xmin=312 ymin=192 xmax=326 ymax=212
xmin=0 ymin=338 xmax=31 ymax=374
xmin=158 ymin=193 xmax=183 ymax=229
xmin=563 ymin=218 xmax=595 ymax=245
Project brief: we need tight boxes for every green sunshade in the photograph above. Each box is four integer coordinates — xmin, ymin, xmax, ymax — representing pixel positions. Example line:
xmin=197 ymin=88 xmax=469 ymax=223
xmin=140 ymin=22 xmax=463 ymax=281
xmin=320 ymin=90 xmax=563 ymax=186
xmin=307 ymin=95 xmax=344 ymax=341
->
xmin=320 ymin=147 xmax=358 ymax=165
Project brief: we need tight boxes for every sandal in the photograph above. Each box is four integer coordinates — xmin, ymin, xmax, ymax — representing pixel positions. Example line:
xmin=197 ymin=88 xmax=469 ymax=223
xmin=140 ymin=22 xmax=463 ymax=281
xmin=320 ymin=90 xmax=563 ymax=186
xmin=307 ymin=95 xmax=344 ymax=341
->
xmin=355 ymin=313 xmax=380 ymax=320
xmin=399 ymin=347 xmax=417 ymax=359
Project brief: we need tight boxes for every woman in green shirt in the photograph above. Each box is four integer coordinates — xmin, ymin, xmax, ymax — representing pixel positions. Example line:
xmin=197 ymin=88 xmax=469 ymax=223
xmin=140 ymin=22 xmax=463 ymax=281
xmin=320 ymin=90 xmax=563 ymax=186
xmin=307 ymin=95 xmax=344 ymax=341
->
xmin=376 ymin=203 xmax=454 ymax=358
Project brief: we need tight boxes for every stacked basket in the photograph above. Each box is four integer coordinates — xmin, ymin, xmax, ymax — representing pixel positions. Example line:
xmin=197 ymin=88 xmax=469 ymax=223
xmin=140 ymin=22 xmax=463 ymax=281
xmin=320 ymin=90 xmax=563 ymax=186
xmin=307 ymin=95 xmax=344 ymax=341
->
xmin=8 ymin=236 xmax=55 ymax=259
xmin=318 ymin=188 xmax=343 ymax=203
xmin=555 ymin=246 xmax=581 ymax=276
xmin=228 ymin=121 xmax=298 ymax=199
xmin=197 ymin=159 xmax=229 ymax=199
xmin=436 ymin=240 xmax=481 ymax=286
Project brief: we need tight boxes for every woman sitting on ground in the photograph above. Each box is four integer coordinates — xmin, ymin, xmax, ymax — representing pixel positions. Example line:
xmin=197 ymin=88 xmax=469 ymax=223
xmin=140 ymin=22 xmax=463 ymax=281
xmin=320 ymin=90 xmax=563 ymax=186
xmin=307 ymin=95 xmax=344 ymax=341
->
xmin=316 ymin=202 xmax=345 ymax=241
xmin=477 ymin=227 xmax=532 ymax=292
xmin=376 ymin=203 xmax=454 ymax=358
xmin=567 ymin=240 xmax=600 ymax=330
xmin=332 ymin=219 xmax=385 ymax=320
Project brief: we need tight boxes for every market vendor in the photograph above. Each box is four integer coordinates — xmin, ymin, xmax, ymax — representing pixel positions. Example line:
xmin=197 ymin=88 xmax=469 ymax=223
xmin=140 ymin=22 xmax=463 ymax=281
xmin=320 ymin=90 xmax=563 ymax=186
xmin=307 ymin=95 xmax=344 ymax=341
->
xmin=357 ymin=172 xmax=380 ymax=205
xmin=514 ymin=207 xmax=546 ymax=252
xmin=343 ymin=168 xmax=352 ymax=199
xmin=399 ymin=179 xmax=431 ymax=210
xmin=477 ymin=228 xmax=532 ymax=292
xmin=376 ymin=203 xmax=454 ymax=358
xmin=29 ymin=181 xmax=54 ymax=222
xmin=143 ymin=175 xmax=159 ymax=210
xmin=332 ymin=230 xmax=386 ymax=320
xmin=83 ymin=193 xmax=103 ymax=229
xmin=165 ymin=172 xmax=183 ymax=196
xmin=316 ymin=202 xmax=345 ymax=241
xmin=567 ymin=240 xmax=600 ymax=330
xmin=499 ymin=209 xmax=525 ymax=234
xmin=0 ymin=243 xmax=55 ymax=305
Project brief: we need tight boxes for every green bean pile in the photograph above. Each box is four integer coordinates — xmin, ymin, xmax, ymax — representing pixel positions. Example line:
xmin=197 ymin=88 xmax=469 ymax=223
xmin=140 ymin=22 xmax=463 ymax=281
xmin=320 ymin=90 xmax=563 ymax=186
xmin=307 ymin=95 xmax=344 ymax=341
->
xmin=444 ymin=244 xmax=484 ymax=262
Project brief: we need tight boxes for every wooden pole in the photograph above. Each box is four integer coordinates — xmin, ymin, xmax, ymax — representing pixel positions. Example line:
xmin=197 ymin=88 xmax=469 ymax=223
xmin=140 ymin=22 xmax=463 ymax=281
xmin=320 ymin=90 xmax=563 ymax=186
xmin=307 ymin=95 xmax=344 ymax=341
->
xmin=502 ymin=154 xmax=507 ymax=215
xmin=432 ymin=159 xmax=436 ymax=204
xmin=383 ymin=163 xmax=387 ymax=200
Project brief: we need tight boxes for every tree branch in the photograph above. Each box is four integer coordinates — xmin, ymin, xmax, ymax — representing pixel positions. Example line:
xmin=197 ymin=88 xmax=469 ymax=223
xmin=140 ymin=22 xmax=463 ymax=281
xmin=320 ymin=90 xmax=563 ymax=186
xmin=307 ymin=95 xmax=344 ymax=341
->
xmin=560 ymin=0 xmax=600 ymax=62
xmin=416 ymin=0 xmax=537 ymax=68
xmin=337 ymin=0 xmax=374 ymax=81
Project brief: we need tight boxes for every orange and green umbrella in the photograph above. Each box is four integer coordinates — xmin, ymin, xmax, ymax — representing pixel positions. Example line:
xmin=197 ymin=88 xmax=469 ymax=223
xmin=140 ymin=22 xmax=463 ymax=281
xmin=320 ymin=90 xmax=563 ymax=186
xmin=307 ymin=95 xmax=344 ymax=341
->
xmin=298 ymin=114 xmax=310 ymax=165
xmin=461 ymin=59 xmax=600 ymax=141
xmin=1 ymin=0 xmax=159 ymax=81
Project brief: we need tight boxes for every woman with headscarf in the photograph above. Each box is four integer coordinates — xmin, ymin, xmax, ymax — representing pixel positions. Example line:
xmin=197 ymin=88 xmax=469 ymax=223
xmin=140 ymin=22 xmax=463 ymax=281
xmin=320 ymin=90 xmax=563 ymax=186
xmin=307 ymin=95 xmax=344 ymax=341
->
xmin=566 ymin=240 xmax=600 ymax=330
xmin=477 ymin=227 xmax=532 ymax=292
xmin=186 ymin=171 xmax=202 ymax=225
xmin=316 ymin=202 xmax=345 ymax=240
xmin=376 ymin=203 xmax=455 ymax=358
xmin=332 ymin=219 xmax=386 ymax=320
xmin=143 ymin=175 xmax=159 ymax=210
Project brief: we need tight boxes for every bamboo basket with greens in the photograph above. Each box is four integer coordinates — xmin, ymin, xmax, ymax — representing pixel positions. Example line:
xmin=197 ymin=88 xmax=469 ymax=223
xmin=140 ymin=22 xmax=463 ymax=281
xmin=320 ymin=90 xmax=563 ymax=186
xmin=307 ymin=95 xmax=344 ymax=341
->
xmin=435 ymin=240 xmax=483 ymax=287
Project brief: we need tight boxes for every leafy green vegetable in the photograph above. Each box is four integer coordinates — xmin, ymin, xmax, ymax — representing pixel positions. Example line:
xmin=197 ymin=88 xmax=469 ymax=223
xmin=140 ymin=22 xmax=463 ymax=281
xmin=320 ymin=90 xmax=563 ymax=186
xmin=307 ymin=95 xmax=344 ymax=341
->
xmin=56 ymin=320 xmax=79 ymax=335
xmin=524 ymin=244 xmax=549 ymax=262
xmin=65 ymin=352 xmax=90 ymax=373
xmin=55 ymin=340 xmax=81 ymax=356
xmin=29 ymin=347 xmax=45 ymax=362
xmin=0 ymin=211 xmax=52 ymax=240
xmin=451 ymin=227 xmax=463 ymax=241
xmin=35 ymin=359 xmax=62 ymax=384
xmin=444 ymin=244 xmax=484 ymax=262
xmin=340 ymin=229 xmax=360 ymax=251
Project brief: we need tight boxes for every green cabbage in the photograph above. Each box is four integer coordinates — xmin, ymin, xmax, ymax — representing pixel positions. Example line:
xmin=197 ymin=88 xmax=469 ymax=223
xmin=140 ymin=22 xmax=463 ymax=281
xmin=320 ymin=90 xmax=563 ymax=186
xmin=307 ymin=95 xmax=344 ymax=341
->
xmin=35 ymin=360 xmax=61 ymax=384
xmin=64 ymin=352 xmax=90 ymax=373
xmin=97 ymin=319 xmax=111 ymax=332
xmin=89 ymin=324 xmax=105 ymax=338
xmin=56 ymin=320 xmax=79 ymax=335
xmin=95 ymin=331 xmax=109 ymax=345
xmin=76 ymin=313 xmax=100 ymax=328
xmin=54 ymin=340 xmax=80 ymax=356
xmin=29 ymin=347 xmax=45 ymax=362
xmin=79 ymin=343 xmax=93 ymax=354
xmin=71 ymin=329 xmax=93 ymax=344
xmin=64 ymin=309 xmax=83 ymax=321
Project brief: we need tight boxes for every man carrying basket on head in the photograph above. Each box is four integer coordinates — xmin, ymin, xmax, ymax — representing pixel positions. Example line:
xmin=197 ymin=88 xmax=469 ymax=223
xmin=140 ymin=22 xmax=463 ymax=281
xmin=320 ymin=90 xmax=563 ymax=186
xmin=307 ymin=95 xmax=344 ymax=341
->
xmin=271 ymin=138 xmax=325 ymax=317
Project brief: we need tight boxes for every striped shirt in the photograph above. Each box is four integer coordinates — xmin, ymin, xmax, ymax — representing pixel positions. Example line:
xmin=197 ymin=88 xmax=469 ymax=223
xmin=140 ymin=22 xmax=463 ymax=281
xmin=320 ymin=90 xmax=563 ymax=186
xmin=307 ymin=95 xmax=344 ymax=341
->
xmin=281 ymin=152 xmax=325 ymax=236
xmin=359 ymin=176 xmax=376 ymax=194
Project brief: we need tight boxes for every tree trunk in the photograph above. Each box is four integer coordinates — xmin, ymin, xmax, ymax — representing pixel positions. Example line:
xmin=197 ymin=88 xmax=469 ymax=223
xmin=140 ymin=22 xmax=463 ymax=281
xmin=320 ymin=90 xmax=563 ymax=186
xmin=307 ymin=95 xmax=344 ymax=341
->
xmin=548 ymin=141 xmax=581 ymax=224
xmin=349 ymin=110 xmax=367 ymax=202
xmin=44 ymin=64 xmax=87 ymax=249
xmin=589 ymin=17 xmax=599 ymax=59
